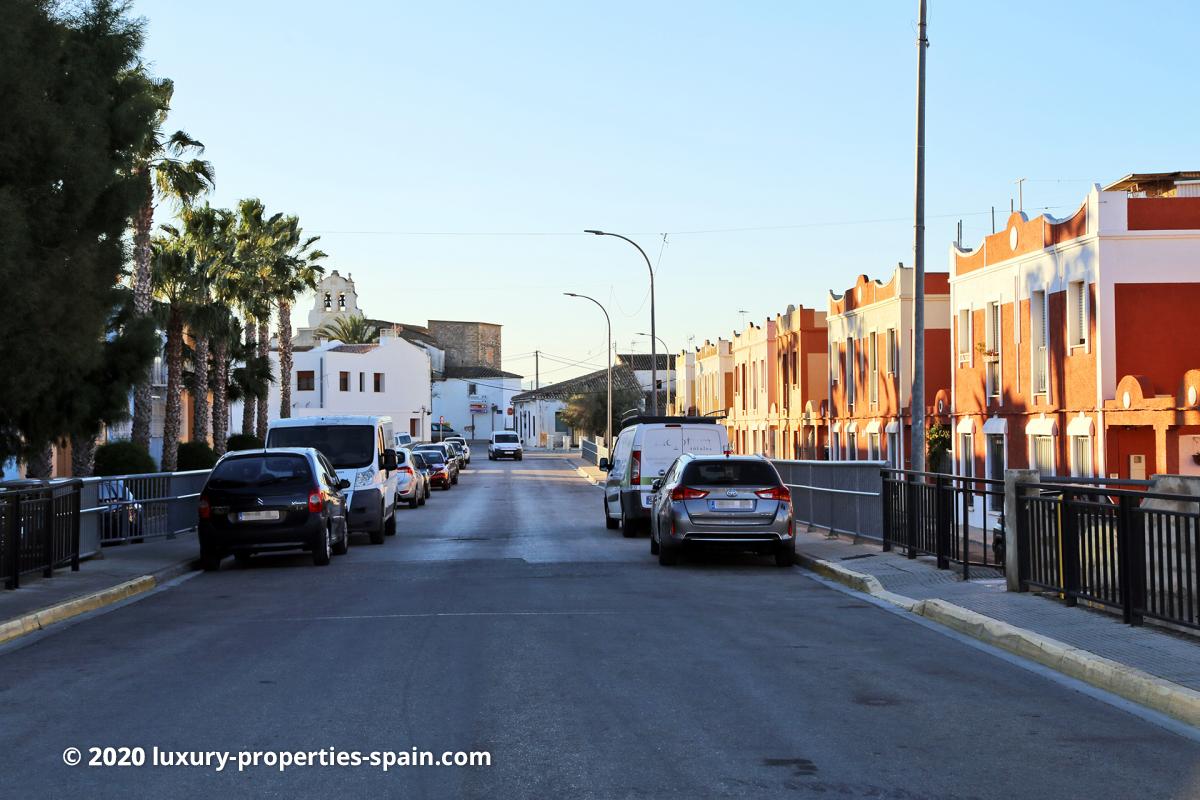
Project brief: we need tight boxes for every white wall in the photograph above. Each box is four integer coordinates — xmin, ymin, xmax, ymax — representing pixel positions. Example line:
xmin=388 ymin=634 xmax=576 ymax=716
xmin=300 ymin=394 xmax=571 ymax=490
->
xmin=513 ymin=398 xmax=568 ymax=447
xmin=432 ymin=377 xmax=520 ymax=440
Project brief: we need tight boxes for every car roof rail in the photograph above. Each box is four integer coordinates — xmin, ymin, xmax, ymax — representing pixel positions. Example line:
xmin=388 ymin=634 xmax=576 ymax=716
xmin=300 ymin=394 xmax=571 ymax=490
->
xmin=618 ymin=415 xmax=719 ymax=430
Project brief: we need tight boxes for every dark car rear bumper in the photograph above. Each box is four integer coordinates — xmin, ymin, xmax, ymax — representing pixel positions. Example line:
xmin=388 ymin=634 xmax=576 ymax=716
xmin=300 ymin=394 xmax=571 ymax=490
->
xmin=200 ymin=515 xmax=324 ymax=553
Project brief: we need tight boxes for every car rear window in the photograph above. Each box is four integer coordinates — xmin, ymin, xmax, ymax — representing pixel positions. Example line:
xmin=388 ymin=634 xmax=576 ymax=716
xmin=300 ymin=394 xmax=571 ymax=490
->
xmin=419 ymin=451 xmax=446 ymax=465
xmin=208 ymin=455 xmax=313 ymax=490
xmin=681 ymin=460 xmax=779 ymax=486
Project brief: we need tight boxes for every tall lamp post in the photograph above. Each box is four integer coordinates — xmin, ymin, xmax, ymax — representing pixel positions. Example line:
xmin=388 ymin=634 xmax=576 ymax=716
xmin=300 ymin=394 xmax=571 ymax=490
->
xmin=636 ymin=332 xmax=672 ymax=414
xmin=564 ymin=292 xmax=613 ymax=449
xmin=584 ymin=229 xmax=658 ymax=414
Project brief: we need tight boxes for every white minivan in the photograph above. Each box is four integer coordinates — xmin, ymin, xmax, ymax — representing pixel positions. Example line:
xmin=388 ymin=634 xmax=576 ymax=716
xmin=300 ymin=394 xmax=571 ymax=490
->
xmin=599 ymin=416 xmax=729 ymax=537
xmin=266 ymin=415 xmax=399 ymax=544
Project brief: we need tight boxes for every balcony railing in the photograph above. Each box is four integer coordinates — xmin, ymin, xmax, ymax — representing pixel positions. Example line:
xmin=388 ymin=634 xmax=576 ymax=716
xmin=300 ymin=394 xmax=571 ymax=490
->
xmin=1035 ymin=346 xmax=1048 ymax=393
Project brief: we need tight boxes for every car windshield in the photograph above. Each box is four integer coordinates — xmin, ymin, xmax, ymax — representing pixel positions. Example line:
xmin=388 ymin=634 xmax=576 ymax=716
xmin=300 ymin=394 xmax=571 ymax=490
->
xmin=207 ymin=455 xmax=312 ymax=490
xmin=411 ymin=454 xmax=426 ymax=468
xmin=681 ymin=460 xmax=780 ymax=486
xmin=266 ymin=425 xmax=375 ymax=469
xmin=422 ymin=453 xmax=446 ymax=466
xmin=494 ymin=433 xmax=519 ymax=444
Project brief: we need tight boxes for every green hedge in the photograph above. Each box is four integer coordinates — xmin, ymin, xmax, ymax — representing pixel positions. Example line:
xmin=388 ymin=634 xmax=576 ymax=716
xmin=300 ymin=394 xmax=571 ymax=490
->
xmin=226 ymin=433 xmax=264 ymax=452
xmin=93 ymin=441 xmax=157 ymax=476
xmin=177 ymin=441 xmax=218 ymax=471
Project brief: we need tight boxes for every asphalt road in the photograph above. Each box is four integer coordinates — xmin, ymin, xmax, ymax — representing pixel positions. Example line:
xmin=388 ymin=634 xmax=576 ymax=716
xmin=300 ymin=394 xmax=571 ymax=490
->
xmin=1 ymin=453 xmax=1198 ymax=799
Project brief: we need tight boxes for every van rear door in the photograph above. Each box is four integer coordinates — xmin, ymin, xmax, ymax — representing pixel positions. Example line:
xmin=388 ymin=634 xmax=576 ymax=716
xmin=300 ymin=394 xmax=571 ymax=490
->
xmin=641 ymin=427 xmax=683 ymax=483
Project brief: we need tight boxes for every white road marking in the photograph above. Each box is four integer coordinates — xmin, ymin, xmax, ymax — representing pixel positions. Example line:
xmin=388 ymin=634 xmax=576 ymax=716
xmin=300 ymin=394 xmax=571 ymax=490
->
xmin=271 ymin=610 xmax=628 ymax=622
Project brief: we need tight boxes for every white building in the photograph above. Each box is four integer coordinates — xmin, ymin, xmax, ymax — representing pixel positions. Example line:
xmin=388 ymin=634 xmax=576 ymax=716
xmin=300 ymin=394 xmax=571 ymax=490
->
xmin=267 ymin=329 xmax=434 ymax=439
xmin=432 ymin=367 xmax=522 ymax=440
xmin=512 ymin=364 xmax=646 ymax=448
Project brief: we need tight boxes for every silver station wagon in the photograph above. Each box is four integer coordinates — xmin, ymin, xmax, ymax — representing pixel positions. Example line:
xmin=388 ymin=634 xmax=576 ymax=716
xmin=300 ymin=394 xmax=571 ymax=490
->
xmin=648 ymin=454 xmax=794 ymax=567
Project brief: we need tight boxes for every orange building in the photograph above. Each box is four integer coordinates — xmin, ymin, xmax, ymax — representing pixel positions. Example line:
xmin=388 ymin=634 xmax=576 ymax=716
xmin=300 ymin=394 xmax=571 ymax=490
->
xmin=728 ymin=320 xmax=777 ymax=455
xmin=770 ymin=305 xmax=829 ymax=459
xmin=826 ymin=266 xmax=951 ymax=465
xmin=948 ymin=174 xmax=1200 ymax=507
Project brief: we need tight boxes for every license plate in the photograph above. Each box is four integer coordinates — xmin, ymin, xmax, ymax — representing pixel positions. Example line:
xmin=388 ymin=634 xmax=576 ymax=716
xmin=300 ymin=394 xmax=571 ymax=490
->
xmin=641 ymin=493 xmax=654 ymax=508
xmin=711 ymin=499 xmax=753 ymax=510
xmin=237 ymin=510 xmax=280 ymax=522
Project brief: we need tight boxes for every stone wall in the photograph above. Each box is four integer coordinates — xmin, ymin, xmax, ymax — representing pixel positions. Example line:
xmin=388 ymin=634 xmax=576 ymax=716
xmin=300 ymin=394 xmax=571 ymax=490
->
xmin=429 ymin=321 xmax=502 ymax=369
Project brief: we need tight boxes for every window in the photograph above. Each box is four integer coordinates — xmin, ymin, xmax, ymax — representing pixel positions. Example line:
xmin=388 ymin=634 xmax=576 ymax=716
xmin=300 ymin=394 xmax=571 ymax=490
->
xmin=358 ymin=372 xmax=365 ymax=392
xmin=867 ymin=432 xmax=881 ymax=461
xmin=468 ymin=383 xmax=477 ymax=395
xmin=986 ymin=434 xmax=1005 ymax=511
xmin=886 ymin=328 xmax=898 ymax=374
xmin=887 ymin=431 xmax=900 ymax=467
xmin=1030 ymin=435 xmax=1055 ymax=479
xmin=957 ymin=308 xmax=972 ymax=364
xmin=869 ymin=332 xmax=878 ymax=405
xmin=339 ymin=371 xmax=349 ymax=392
xmin=373 ymin=372 xmax=384 ymax=392
xmin=1067 ymin=280 xmax=1088 ymax=349
xmin=1031 ymin=290 xmax=1048 ymax=394
xmin=846 ymin=432 xmax=857 ymax=460
xmin=845 ymin=338 xmax=855 ymax=408
xmin=959 ymin=433 xmax=974 ymax=509
xmin=830 ymin=343 xmax=839 ymax=384
xmin=986 ymin=301 xmax=1001 ymax=401
xmin=297 ymin=370 xmax=315 ymax=391
xmin=1071 ymin=435 xmax=1093 ymax=478
xmin=831 ymin=432 xmax=840 ymax=460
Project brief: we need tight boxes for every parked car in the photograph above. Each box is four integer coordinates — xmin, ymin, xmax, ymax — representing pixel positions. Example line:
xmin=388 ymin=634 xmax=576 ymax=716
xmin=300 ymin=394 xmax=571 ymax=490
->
xmin=266 ymin=415 xmax=399 ymax=544
xmin=394 ymin=447 xmax=427 ymax=509
xmin=414 ymin=443 xmax=460 ymax=484
xmin=599 ymin=416 xmax=729 ymax=537
xmin=409 ymin=452 xmax=435 ymax=501
xmin=198 ymin=448 xmax=350 ymax=569
xmin=445 ymin=440 xmax=469 ymax=470
xmin=444 ymin=436 xmax=471 ymax=464
xmin=417 ymin=448 xmax=455 ymax=490
xmin=648 ymin=453 xmax=794 ymax=567
xmin=431 ymin=422 xmax=460 ymax=442
xmin=488 ymin=430 xmax=523 ymax=461
xmin=394 ymin=432 xmax=415 ymax=450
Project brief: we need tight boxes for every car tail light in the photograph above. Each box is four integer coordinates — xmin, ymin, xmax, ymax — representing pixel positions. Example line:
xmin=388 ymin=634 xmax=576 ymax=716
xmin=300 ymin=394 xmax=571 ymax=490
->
xmin=308 ymin=490 xmax=324 ymax=513
xmin=631 ymin=450 xmax=641 ymax=484
xmin=399 ymin=466 xmax=414 ymax=477
xmin=198 ymin=496 xmax=210 ymax=519
xmin=756 ymin=486 xmax=791 ymax=502
xmin=670 ymin=486 xmax=709 ymax=501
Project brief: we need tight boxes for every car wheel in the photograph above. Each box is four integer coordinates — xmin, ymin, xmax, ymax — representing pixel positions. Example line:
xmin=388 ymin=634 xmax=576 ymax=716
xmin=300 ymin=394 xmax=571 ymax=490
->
xmin=408 ymin=495 xmax=419 ymax=509
xmin=234 ymin=552 xmax=254 ymax=567
xmin=384 ymin=510 xmax=396 ymax=537
xmin=649 ymin=528 xmax=660 ymax=555
xmin=332 ymin=523 xmax=349 ymax=555
xmin=774 ymin=546 xmax=795 ymax=568
xmin=200 ymin=546 xmax=223 ymax=572
xmin=621 ymin=515 xmax=639 ymax=539
xmin=658 ymin=544 xmax=678 ymax=566
xmin=313 ymin=526 xmax=332 ymax=566
xmin=604 ymin=500 xmax=620 ymax=530
xmin=451 ymin=475 xmax=458 ymax=485
xmin=516 ymin=454 xmax=523 ymax=461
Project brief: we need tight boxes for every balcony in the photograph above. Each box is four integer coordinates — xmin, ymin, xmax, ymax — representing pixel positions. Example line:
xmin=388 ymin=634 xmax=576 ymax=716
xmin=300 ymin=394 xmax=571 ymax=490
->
xmin=1034 ymin=346 xmax=1048 ymax=394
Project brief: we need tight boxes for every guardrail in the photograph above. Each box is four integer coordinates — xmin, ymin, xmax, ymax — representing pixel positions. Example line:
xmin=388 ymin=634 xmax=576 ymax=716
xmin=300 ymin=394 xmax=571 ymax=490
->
xmin=881 ymin=469 xmax=1007 ymax=578
xmin=79 ymin=470 xmax=210 ymax=552
xmin=770 ymin=460 xmax=884 ymax=541
xmin=0 ymin=480 xmax=82 ymax=590
xmin=1017 ymin=479 xmax=1200 ymax=630
xmin=580 ymin=439 xmax=610 ymax=466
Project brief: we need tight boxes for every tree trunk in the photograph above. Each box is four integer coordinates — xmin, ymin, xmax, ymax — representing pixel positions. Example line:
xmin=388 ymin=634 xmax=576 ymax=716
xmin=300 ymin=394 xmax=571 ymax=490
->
xmin=25 ymin=442 xmax=55 ymax=479
xmin=131 ymin=182 xmax=155 ymax=451
xmin=278 ymin=299 xmax=292 ymax=419
xmin=256 ymin=318 xmax=271 ymax=441
xmin=192 ymin=332 xmax=210 ymax=444
xmin=241 ymin=319 xmax=256 ymax=435
xmin=161 ymin=305 xmax=185 ymax=472
xmin=70 ymin=433 xmax=97 ymax=478
xmin=212 ymin=336 xmax=229 ymax=456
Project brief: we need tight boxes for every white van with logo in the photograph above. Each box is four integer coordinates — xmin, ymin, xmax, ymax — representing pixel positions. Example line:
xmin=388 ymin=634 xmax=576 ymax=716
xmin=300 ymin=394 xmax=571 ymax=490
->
xmin=600 ymin=416 xmax=729 ymax=537
xmin=266 ymin=415 xmax=399 ymax=544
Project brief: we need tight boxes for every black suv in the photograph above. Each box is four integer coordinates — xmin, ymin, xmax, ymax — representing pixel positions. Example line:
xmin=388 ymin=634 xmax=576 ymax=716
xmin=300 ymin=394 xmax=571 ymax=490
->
xmin=198 ymin=448 xmax=350 ymax=569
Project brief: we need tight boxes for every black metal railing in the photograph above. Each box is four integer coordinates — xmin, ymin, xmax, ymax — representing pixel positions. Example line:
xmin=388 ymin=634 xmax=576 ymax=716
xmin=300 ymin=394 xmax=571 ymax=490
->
xmin=1018 ymin=481 xmax=1199 ymax=630
xmin=0 ymin=480 xmax=82 ymax=590
xmin=83 ymin=471 xmax=209 ymax=546
xmin=881 ymin=469 xmax=1007 ymax=578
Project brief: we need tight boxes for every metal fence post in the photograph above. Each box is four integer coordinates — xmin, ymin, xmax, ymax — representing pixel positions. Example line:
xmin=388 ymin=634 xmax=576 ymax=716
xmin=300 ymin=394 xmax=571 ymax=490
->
xmin=6 ymin=492 xmax=21 ymax=590
xmin=70 ymin=482 xmax=81 ymax=572
xmin=934 ymin=473 xmax=949 ymax=569
xmin=1061 ymin=489 xmax=1080 ymax=607
xmin=1005 ymin=469 xmax=1038 ymax=593
xmin=905 ymin=472 xmax=918 ymax=559
xmin=43 ymin=487 xmax=54 ymax=578
xmin=1118 ymin=494 xmax=1145 ymax=626
xmin=881 ymin=470 xmax=893 ymax=552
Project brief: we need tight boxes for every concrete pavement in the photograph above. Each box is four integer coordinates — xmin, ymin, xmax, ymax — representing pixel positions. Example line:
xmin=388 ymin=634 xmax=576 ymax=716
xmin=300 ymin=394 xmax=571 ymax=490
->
xmin=1 ymin=453 xmax=1198 ymax=798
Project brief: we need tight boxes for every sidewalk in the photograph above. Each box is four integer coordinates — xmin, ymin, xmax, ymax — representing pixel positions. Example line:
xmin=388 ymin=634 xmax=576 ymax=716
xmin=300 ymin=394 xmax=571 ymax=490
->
xmin=0 ymin=534 xmax=199 ymax=644
xmin=794 ymin=528 xmax=1200 ymax=725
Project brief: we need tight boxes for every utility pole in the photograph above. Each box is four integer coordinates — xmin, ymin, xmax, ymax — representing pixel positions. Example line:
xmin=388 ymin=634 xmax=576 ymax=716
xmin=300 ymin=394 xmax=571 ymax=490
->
xmin=535 ymin=350 xmax=539 ymax=391
xmin=565 ymin=293 xmax=613 ymax=449
xmin=910 ymin=0 xmax=929 ymax=473
xmin=1015 ymin=177 xmax=1027 ymax=213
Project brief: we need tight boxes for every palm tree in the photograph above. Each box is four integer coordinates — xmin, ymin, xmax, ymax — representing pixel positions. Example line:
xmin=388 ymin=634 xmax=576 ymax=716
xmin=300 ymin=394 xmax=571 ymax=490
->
xmin=129 ymin=74 xmax=215 ymax=452
xmin=316 ymin=315 xmax=379 ymax=345
xmin=233 ymin=199 xmax=279 ymax=437
xmin=150 ymin=234 xmax=198 ymax=471
xmin=271 ymin=217 xmax=327 ymax=419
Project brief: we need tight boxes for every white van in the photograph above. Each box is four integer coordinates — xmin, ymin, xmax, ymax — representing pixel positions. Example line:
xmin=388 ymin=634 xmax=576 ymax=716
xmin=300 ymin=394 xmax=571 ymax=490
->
xmin=599 ymin=416 xmax=729 ymax=536
xmin=266 ymin=415 xmax=398 ymax=544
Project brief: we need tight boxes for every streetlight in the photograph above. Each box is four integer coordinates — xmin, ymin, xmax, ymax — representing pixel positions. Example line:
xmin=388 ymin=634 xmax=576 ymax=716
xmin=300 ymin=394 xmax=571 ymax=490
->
xmin=636 ymin=332 xmax=672 ymax=414
xmin=584 ymin=229 xmax=658 ymax=414
xmin=564 ymin=292 xmax=613 ymax=449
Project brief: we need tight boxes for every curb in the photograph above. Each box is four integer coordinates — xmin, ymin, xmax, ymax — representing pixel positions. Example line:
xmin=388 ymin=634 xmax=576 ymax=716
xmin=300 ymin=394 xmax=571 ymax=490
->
xmin=0 ymin=556 xmax=199 ymax=646
xmin=566 ymin=460 xmax=604 ymax=487
xmin=797 ymin=550 xmax=1200 ymax=730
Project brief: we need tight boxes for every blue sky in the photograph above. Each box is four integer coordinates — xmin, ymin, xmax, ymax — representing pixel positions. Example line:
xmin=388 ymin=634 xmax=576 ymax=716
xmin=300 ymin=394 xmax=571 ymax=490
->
xmin=137 ymin=0 xmax=1197 ymax=387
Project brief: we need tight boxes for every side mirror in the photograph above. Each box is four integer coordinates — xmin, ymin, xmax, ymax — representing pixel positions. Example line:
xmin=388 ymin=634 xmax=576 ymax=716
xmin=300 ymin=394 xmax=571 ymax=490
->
xmin=382 ymin=448 xmax=398 ymax=471
xmin=337 ymin=478 xmax=351 ymax=490
xmin=651 ymin=479 xmax=662 ymax=492
xmin=598 ymin=457 xmax=610 ymax=472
